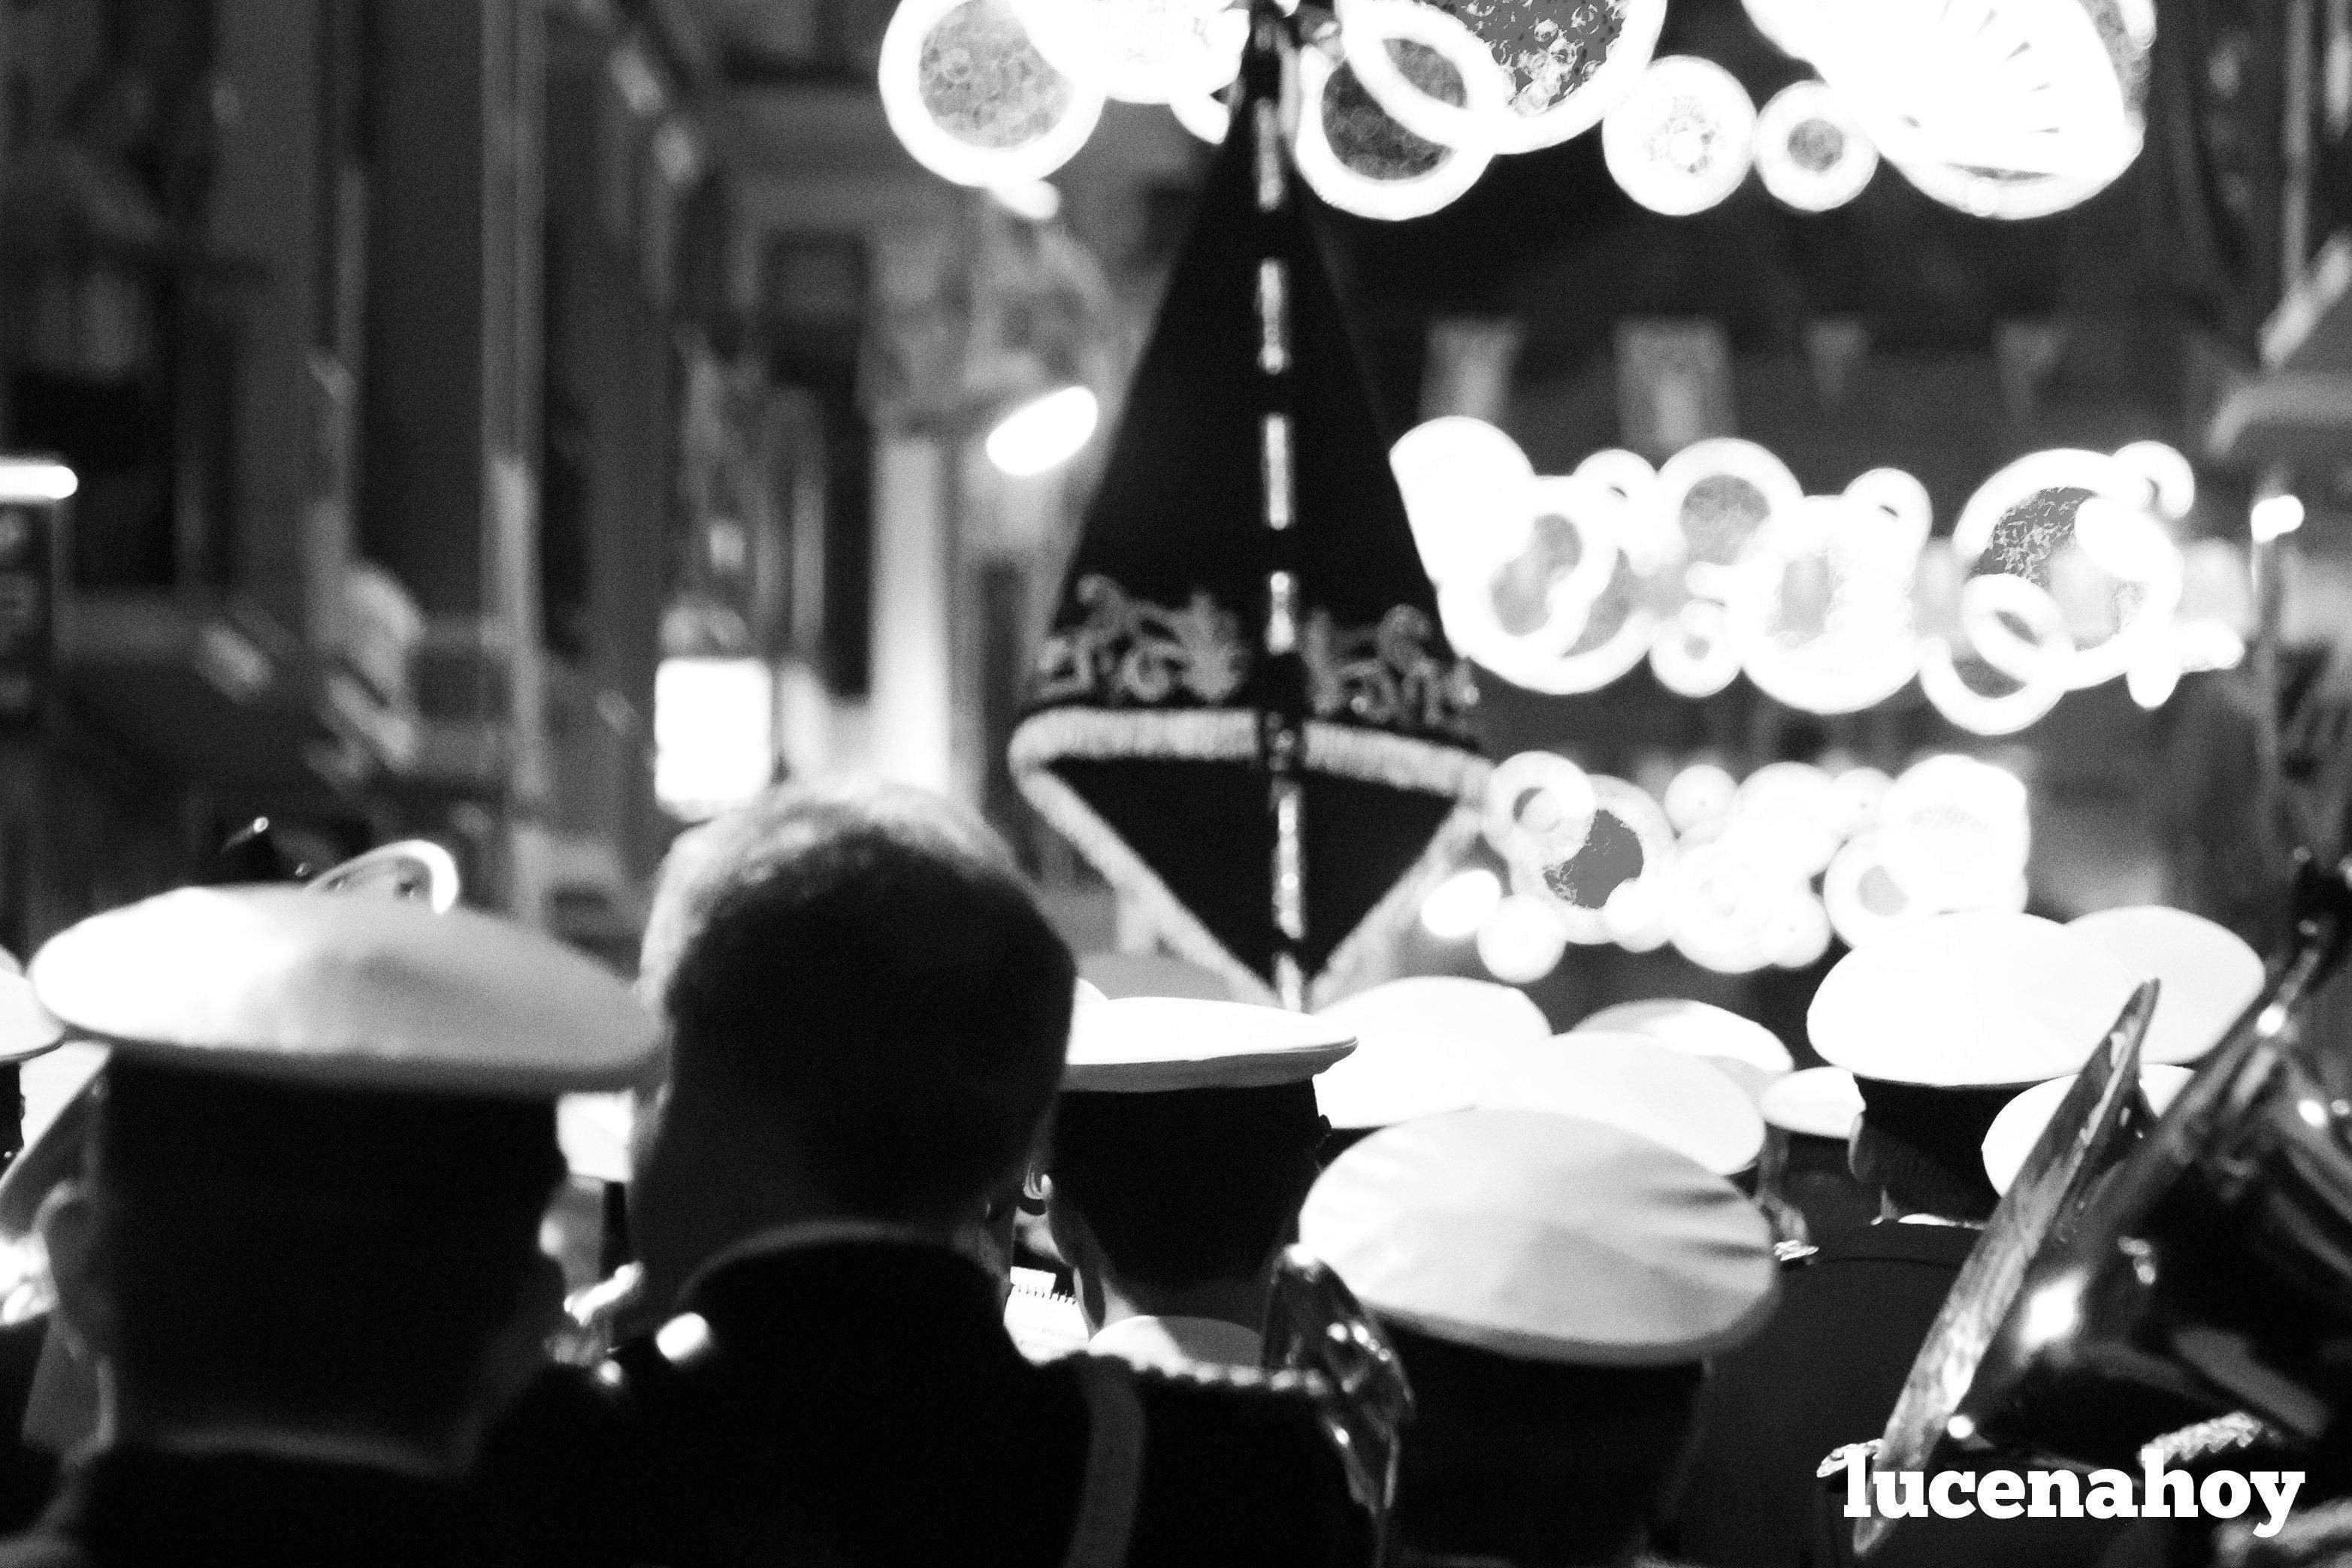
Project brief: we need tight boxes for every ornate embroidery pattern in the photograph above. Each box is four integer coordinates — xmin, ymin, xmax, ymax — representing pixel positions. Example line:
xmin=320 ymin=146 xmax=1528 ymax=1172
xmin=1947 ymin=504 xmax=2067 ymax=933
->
xmin=1304 ymin=606 xmax=1480 ymax=739
xmin=1030 ymin=577 xmax=1479 ymax=742
xmin=1031 ymin=576 xmax=1249 ymax=707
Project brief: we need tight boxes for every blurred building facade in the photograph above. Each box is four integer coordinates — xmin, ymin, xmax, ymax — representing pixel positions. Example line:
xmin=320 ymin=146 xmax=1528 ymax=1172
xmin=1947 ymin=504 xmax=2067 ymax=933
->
xmin=0 ymin=0 xmax=703 ymax=959
xmin=0 ymin=0 xmax=1170 ymax=964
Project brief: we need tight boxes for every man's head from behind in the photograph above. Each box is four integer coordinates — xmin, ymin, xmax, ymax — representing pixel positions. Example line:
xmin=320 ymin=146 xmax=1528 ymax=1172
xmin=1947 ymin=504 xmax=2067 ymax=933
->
xmin=1043 ymin=995 xmax=1352 ymax=1322
xmin=47 ymin=1060 xmax=566 ymax=1462
xmin=636 ymin=779 xmax=1075 ymax=1289
xmin=1047 ymin=1083 xmax=1325 ymax=1312
xmin=23 ymin=884 xmax=658 ymax=1466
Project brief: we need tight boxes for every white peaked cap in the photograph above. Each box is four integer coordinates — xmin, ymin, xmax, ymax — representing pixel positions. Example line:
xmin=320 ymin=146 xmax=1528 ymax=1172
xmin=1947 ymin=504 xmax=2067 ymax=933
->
xmin=30 ymin=887 xmax=660 ymax=1098
xmin=1300 ymin=1108 xmax=1779 ymax=1366
xmin=1575 ymin=998 xmax=1793 ymax=1076
xmin=1063 ymin=995 xmax=1354 ymax=1092
xmin=1809 ymin=910 xmax=2139 ymax=1087
xmin=2064 ymin=906 xmax=2262 ymax=1066
xmin=1761 ymin=1065 xmax=1864 ymax=1140
xmin=1981 ymin=1064 xmax=2194 ymax=1196
xmin=1077 ymin=952 xmax=1236 ymax=1001
xmin=1313 ymin=976 xmax=1549 ymax=1131
xmin=1475 ymin=1032 xmax=1766 ymax=1176
xmin=1313 ymin=1029 xmax=1494 ymax=1130
xmin=1574 ymin=998 xmax=1792 ymax=1105
xmin=1317 ymin=976 xmax=1551 ymax=1049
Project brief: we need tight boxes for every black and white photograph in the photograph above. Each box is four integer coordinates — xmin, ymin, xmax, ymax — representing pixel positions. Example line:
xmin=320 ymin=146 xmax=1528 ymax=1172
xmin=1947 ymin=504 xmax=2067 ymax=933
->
xmin=0 ymin=0 xmax=2335 ymax=1563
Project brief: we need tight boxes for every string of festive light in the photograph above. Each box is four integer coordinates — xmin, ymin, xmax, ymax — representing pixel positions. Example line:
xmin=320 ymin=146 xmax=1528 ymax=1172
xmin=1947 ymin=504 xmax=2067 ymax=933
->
xmin=877 ymin=0 xmax=2149 ymax=221
xmin=1435 ymin=748 xmax=2036 ymax=981
xmin=1393 ymin=421 xmax=2246 ymax=733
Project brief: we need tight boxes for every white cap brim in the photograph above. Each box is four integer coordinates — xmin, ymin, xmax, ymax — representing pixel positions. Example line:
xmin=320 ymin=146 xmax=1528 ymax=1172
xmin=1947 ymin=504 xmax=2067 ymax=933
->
xmin=1064 ymin=995 xmax=1354 ymax=1092
xmin=1476 ymin=1033 xmax=1765 ymax=1176
xmin=1318 ymin=976 xmax=1551 ymax=1051
xmin=1761 ymin=1065 xmax=1864 ymax=1140
xmin=2064 ymin=907 xmax=2262 ymax=1066
xmin=32 ymin=887 xmax=660 ymax=1098
xmin=1982 ymin=1064 xmax=2193 ymax=1195
xmin=1809 ymin=910 xmax=2139 ymax=1086
xmin=1301 ymin=1109 xmax=1778 ymax=1366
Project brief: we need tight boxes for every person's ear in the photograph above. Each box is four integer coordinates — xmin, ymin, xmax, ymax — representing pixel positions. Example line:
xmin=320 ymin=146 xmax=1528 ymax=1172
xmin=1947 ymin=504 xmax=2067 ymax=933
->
xmin=35 ymin=1182 xmax=110 ymax=1364
xmin=1020 ymin=1165 xmax=1051 ymax=1213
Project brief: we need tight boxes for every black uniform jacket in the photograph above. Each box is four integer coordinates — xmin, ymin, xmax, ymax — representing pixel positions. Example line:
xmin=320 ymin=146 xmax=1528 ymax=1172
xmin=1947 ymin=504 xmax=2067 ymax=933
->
xmin=0 ymin=1445 xmax=509 ymax=1566
xmin=1671 ymin=1221 xmax=2120 ymax=1568
xmin=1671 ymin=1221 xmax=1980 ymax=1568
xmin=0 ymin=1317 xmax=55 ymax=1536
xmin=559 ymin=1236 xmax=1373 ymax=1568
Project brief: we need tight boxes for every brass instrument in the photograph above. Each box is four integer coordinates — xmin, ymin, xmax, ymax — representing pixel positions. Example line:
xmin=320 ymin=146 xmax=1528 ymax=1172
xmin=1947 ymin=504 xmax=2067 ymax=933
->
xmin=1863 ymin=854 xmax=2352 ymax=1557
xmin=1264 ymin=1246 xmax=1415 ymax=1557
xmin=1949 ymin=856 xmax=2352 ymax=1474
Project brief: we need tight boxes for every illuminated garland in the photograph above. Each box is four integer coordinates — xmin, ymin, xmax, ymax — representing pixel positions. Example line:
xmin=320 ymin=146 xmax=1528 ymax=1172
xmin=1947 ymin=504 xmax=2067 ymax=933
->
xmin=876 ymin=0 xmax=2149 ymax=222
xmin=1436 ymin=747 xmax=2035 ymax=982
xmin=1396 ymin=421 xmax=2247 ymax=733
xmin=1399 ymin=421 xmax=2245 ymax=984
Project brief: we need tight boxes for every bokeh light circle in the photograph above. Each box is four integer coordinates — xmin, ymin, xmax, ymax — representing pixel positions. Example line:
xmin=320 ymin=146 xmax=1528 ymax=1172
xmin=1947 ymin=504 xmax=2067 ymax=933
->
xmin=1602 ymin=56 xmax=1758 ymax=216
xmin=1391 ymin=417 xmax=1538 ymax=587
xmin=880 ymin=0 xmax=1106 ymax=186
xmin=1753 ymin=79 xmax=1877 ymax=212
xmin=1295 ymin=39 xmax=1496 ymax=220
xmin=1477 ymin=893 xmax=1571 ymax=983
xmin=1332 ymin=0 xmax=1512 ymax=153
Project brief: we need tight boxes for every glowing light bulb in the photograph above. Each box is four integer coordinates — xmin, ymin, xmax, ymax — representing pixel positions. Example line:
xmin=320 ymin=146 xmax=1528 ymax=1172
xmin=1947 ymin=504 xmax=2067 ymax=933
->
xmin=1760 ymin=892 xmax=1833 ymax=969
xmin=2126 ymin=657 xmax=2179 ymax=711
xmin=1169 ymin=91 xmax=1229 ymax=144
xmin=1422 ymin=866 xmax=1504 ymax=941
xmin=2252 ymin=494 xmax=2305 ymax=543
xmin=1390 ymin=417 xmax=1537 ymax=586
xmin=1664 ymin=763 xmax=1738 ymax=833
xmin=986 ymin=385 xmax=1099 ymax=476
xmin=0 ymin=459 xmax=76 ymax=503
xmin=1602 ymin=57 xmax=1758 ymax=217
xmin=1477 ymin=894 xmax=1569 ymax=983
xmin=1602 ymin=877 xmax=1670 ymax=947
xmin=1753 ymin=80 xmax=1877 ymax=212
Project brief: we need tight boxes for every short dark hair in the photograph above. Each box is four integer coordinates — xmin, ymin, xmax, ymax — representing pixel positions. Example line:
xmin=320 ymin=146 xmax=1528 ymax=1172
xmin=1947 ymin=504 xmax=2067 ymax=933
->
xmin=1050 ymin=1083 xmax=1324 ymax=1294
xmin=1386 ymin=1324 xmax=1706 ymax=1567
xmin=648 ymin=779 xmax=1075 ymax=1222
xmin=1849 ymin=1080 xmax=2010 ymax=1222
xmin=1849 ymin=1119 xmax=2000 ymax=1222
xmin=89 ymin=1059 xmax=563 ymax=1439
